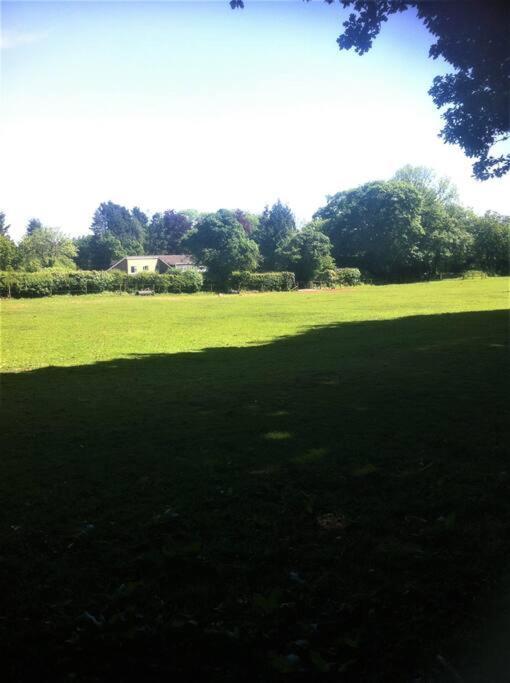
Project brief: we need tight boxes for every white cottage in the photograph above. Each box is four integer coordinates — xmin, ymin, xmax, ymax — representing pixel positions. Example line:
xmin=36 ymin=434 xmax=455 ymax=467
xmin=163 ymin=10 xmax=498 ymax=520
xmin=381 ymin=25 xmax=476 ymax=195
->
xmin=108 ymin=254 xmax=203 ymax=274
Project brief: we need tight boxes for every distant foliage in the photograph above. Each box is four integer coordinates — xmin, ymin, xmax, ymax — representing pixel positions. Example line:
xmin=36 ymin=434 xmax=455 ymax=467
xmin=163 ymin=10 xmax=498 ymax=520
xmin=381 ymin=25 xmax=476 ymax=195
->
xmin=0 ymin=211 xmax=10 ymax=237
xmin=254 ymin=200 xmax=296 ymax=270
xmin=7 ymin=166 xmax=509 ymax=283
xmin=275 ymin=223 xmax=335 ymax=286
xmin=147 ymin=211 xmax=194 ymax=254
xmin=471 ymin=212 xmax=510 ymax=275
xmin=392 ymin=165 xmax=459 ymax=205
xmin=183 ymin=209 xmax=260 ymax=285
xmin=75 ymin=233 xmax=126 ymax=271
xmin=0 ymin=269 xmax=203 ymax=298
xmin=316 ymin=181 xmax=425 ymax=280
xmin=0 ymin=235 xmax=18 ymax=270
xmin=17 ymin=227 xmax=78 ymax=271
xmin=230 ymin=271 xmax=296 ymax=291
xmin=234 ymin=209 xmax=259 ymax=237
xmin=91 ymin=201 xmax=146 ymax=255
xmin=26 ymin=218 xmax=43 ymax=235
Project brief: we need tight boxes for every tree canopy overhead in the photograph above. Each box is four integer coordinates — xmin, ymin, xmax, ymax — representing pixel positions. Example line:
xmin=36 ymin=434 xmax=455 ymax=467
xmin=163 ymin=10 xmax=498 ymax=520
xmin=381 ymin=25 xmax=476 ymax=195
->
xmin=232 ymin=1 xmax=510 ymax=180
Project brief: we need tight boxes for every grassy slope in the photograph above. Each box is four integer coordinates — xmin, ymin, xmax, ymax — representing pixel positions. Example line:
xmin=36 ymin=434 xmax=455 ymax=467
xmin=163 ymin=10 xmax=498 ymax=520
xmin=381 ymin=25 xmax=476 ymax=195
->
xmin=1 ymin=279 xmax=509 ymax=680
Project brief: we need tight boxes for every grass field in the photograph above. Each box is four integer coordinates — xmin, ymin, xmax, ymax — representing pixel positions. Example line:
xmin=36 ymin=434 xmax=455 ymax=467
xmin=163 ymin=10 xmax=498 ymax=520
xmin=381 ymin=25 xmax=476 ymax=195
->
xmin=1 ymin=278 xmax=509 ymax=680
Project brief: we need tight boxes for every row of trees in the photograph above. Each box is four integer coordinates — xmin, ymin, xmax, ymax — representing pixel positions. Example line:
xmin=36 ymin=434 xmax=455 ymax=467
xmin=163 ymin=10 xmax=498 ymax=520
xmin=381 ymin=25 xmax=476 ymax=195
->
xmin=316 ymin=166 xmax=509 ymax=280
xmin=1 ymin=166 xmax=508 ymax=283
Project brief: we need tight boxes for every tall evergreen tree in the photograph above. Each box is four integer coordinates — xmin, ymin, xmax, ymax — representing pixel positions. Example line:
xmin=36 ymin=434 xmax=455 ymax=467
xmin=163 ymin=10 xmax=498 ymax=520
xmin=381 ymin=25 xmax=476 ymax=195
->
xmin=0 ymin=211 xmax=11 ymax=236
xmin=254 ymin=200 xmax=296 ymax=269
xmin=26 ymin=218 xmax=43 ymax=235
xmin=91 ymin=202 xmax=146 ymax=254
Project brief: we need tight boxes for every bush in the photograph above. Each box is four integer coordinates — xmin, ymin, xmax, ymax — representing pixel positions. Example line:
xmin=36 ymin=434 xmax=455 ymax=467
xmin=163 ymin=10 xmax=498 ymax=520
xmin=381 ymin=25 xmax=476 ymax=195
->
xmin=166 ymin=270 xmax=203 ymax=293
xmin=462 ymin=269 xmax=487 ymax=279
xmin=230 ymin=271 xmax=296 ymax=291
xmin=0 ymin=268 xmax=203 ymax=298
xmin=335 ymin=268 xmax=362 ymax=286
xmin=0 ymin=271 xmax=54 ymax=297
xmin=315 ymin=269 xmax=338 ymax=287
xmin=124 ymin=270 xmax=203 ymax=294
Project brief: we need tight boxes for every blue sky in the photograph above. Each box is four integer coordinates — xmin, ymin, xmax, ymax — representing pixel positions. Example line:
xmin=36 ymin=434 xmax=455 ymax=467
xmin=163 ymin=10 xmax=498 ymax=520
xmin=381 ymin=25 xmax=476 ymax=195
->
xmin=1 ymin=0 xmax=508 ymax=239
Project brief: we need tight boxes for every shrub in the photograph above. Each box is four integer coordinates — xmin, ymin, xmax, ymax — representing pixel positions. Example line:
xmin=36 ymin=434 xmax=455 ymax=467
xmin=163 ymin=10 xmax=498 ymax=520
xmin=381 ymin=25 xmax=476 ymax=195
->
xmin=126 ymin=271 xmax=160 ymax=292
xmin=335 ymin=268 xmax=362 ymax=286
xmin=0 ymin=271 xmax=55 ymax=297
xmin=0 ymin=268 xmax=203 ymax=297
xmin=462 ymin=269 xmax=487 ymax=279
xmin=315 ymin=269 xmax=338 ymax=287
xmin=230 ymin=271 xmax=296 ymax=291
xmin=166 ymin=270 xmax=203 ymax=293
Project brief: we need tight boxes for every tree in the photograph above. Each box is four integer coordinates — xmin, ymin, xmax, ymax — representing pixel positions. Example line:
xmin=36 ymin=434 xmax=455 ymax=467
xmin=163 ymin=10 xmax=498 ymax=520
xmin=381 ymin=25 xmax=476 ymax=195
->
xmin=91 ymin=202 xmax=146 ymax=254
xmin=471 ymin=211 xmax=510 ymax=274
xmin=234 ymin=209 xmax=259 ymax=237
xmin=233 ymin=1 xmax=509 ymax=179
xmin=392 ymin=166 xmax=471 ymax=275
xmin=419 ymin=202 xmax=473 ymax=276
xmin=131 ymin=207 xmax=148 ymax=229
xmin=18 ymin=227 xmax=77 ymax=270
xmin=276 ymin=222 xmax=335 ymax=285
xmin=0 ymin=235 xmax=18 ymax=269
xmin=147 ymin=210 xmax=193 ymax=254
xmin=392 ymin=165 xmax=458 ymax=205
xmin=183 ymin=209 xmax=259 ymax=285
xmin=315 ymin=180 xmax=425 ymax=278
xmin=0 ymin=211 xmax=10 ymax=237
xmin=254 ymin=200 xmax=296 ymax=269
xmin=75 ymin=234 xmax=126 ymax=270
xmin=26 ymin=218 xmax=43 ymax=235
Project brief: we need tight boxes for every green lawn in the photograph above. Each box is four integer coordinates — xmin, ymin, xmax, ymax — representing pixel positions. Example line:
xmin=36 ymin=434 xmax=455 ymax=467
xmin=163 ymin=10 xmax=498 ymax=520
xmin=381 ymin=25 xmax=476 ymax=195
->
xmin=1 ymin=278 xmax=509 ymax=680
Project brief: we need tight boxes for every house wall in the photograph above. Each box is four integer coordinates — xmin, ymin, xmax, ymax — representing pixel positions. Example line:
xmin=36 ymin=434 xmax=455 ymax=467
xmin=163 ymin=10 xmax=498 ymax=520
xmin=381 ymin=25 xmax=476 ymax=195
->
xmin=125 ymin=258 xmax=159 ymax=274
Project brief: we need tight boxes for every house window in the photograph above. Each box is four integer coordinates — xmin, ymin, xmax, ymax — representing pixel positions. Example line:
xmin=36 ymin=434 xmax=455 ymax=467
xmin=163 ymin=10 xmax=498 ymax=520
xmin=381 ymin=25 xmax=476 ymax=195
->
xmin=130 ymin=266 xmax=137 ymax=273
xmin=143 ymin=265 xmax=149 ymax=271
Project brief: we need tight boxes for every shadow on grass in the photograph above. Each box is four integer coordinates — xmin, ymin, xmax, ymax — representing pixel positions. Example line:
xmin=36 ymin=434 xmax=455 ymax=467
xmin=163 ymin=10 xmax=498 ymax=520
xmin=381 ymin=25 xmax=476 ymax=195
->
xmin=1 ymin=309 xmax=509 ymax=680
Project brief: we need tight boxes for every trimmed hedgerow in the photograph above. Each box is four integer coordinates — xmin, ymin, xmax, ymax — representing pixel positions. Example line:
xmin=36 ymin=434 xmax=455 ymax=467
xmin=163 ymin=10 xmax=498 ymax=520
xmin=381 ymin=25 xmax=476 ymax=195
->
xmin=462 ymin=269 xmax=487 ymax=279
xmin=0 ymin=269 xmax=203 ymax=298
xmin=126 ymin=270 xmax=203 ymax=293
xmin=0 ymin=271 xmax=55 ymax=298
xmin=335 ymin=268 xmax=362 ymax=286
xmin=230 ymin=271 xmax=296 ymax=291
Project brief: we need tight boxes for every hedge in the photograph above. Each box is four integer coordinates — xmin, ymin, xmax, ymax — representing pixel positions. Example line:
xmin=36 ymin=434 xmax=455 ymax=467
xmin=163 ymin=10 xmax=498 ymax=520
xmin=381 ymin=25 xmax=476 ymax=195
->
xmin=462 ymin=269 xmax=487 ymax=279
xmin=0 ymin=269 xmax=203 ymax=298
xmin=335 ymin=267 xmax=362 ymax=286
xmin=230 ymin=271 xmax=296 ymax=291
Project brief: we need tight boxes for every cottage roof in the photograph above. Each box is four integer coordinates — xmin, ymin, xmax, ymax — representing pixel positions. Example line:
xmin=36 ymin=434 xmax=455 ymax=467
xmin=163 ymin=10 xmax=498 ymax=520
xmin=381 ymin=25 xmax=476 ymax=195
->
xmin=156 ymin=254 xmax=195 ymax=266
xmin=108 ymin=254 xmax=195 ymax=270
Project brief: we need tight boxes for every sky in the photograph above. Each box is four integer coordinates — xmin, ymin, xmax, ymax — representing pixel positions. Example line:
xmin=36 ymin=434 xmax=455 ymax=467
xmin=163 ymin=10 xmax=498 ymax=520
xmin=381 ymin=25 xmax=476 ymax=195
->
xmin=1 ymin=0 xmax=509 ymax=241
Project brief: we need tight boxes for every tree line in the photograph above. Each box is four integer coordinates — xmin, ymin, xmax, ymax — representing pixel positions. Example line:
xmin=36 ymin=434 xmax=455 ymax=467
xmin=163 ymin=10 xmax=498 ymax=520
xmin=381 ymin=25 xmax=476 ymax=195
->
xmin=1 ymin=166 xmax=508 ymax=285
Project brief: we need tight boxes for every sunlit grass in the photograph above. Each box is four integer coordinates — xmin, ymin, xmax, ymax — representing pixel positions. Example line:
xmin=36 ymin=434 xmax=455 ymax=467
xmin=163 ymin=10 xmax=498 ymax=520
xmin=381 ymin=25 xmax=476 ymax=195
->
xmin=1 ymin=277 xmax=507 ymax=371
